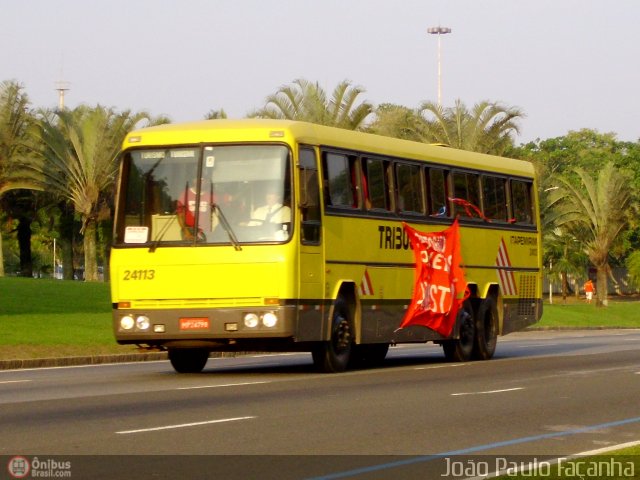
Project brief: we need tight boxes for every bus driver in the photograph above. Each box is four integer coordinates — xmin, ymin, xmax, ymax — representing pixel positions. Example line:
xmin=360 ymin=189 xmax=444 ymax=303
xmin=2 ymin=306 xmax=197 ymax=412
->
xmin=247 ymin=188 xmax=291 ymax=226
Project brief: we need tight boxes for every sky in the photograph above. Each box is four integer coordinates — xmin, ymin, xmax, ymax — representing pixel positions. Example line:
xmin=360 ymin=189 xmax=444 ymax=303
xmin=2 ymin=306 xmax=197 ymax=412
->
xmin=2 ymin=0 xmax=639 ymax=144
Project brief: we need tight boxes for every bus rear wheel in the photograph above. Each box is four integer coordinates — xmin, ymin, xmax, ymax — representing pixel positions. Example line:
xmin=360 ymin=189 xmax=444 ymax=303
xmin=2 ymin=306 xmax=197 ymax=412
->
xmin=168 ymin=348 xmax=209 ymax=373
xmin=473 ymin=297 xmax=498 ymax=360
xmin=442 ymin=304 xmax=476 ymax=362
xmin=312 ymin=297 xmax=353 ymax=373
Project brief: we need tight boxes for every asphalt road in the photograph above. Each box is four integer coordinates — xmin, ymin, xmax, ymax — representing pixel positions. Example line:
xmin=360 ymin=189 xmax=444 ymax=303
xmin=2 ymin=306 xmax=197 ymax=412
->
xmin=1 ymin=330 xmax=639 ymax=479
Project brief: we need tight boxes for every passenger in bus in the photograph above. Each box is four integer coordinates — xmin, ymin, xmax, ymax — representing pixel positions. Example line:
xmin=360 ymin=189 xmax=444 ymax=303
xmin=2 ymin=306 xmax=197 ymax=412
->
xmin=176 ymin=177 xmax=216 ymax=239
xmin=246 ymin=188 xmax=291 ymax=226
xmin=431 ymin=205 xmax=447 ymax=217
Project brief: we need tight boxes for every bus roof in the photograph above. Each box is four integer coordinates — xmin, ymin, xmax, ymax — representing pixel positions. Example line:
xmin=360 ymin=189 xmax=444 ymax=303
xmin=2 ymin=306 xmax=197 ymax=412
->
xmin=123 ymin=119 xmax=535 ymax=178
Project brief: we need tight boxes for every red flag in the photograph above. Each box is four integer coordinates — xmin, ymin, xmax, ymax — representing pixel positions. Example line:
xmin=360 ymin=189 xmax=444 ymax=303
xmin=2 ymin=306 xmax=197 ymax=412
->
xmin=398 ymin=219 xmax=468 ymax=337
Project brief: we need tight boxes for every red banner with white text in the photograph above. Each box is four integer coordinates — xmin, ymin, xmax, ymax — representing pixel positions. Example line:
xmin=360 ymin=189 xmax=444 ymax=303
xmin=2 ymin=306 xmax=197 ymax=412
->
xmin=398 ymin=219 xmax=468 ymax=337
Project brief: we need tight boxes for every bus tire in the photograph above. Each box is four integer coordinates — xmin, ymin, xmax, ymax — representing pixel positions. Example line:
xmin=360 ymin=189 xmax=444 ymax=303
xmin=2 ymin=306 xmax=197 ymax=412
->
xmin=473 ymin=297 xmax=498 ymax=360
xmin=312 ymin=296 xmax=353 ymax=373
xmin=442 ymin=304 xmax=476 ymax=362
xmin=168 ymin=348 xmax=209 ymax=373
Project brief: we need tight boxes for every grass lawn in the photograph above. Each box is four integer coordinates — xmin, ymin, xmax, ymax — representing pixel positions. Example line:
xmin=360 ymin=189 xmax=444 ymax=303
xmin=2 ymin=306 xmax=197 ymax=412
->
xmin=0 ymin=277 xmax=139 ymax=359
xmin=1 ymin=277 xmax=639 ymax=360
xmin=496 ymin=444 xmax=640 ymax=479
xmin=538 ymin=296 xmax=640 ymax=329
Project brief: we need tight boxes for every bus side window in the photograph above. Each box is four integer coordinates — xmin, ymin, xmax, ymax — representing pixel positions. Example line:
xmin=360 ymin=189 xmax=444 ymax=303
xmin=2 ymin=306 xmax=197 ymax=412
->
xmin=481 ymin=175 xmax=508 ymax=221
xmin=364 ymin=157 xmax=390 ymax=211
xmin=396 ymin=163 xmax=424 ymax=215
xmin=452 ymin=171 xmax=481 ymax=218
xmin=299 ymin=147 xmax=321 ymax=244
xmin=428 ymin=167 xmax=449 ymax=217
xmin=323 ymin=151 xmax=356 ymax=208
xmin=510 ymin=179 xmax=534 ymax=224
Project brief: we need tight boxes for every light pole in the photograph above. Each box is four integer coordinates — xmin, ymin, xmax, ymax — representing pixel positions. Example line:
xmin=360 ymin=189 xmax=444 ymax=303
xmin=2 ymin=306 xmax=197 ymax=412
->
xmin=427 ymin=26 xmax=452 ymax=106
xmin=55 ymin=80 xmax=70 ymax=110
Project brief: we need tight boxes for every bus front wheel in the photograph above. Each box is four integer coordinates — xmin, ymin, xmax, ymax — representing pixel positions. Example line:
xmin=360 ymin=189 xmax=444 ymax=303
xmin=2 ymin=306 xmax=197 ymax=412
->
xmin=442 ymin=304 xmax=476 ymax=362
xmin=168 ymin=348 xmax=209 ymax=373
xmin=312 ymin=297 xmax=353 ymax=373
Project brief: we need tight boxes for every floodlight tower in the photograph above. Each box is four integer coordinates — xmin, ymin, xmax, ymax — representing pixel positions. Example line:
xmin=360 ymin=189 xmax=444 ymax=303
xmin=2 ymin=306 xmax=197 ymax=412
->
xmin=427 ymin=26 xmax=452 ymax=106
xmin=55 ymin=80 xmax=70 ymax=110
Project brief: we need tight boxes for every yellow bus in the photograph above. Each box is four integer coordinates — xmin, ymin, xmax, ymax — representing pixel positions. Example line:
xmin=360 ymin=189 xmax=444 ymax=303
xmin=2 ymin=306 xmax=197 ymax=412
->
xmin=111 ymin=119 xmax=542 ymax=373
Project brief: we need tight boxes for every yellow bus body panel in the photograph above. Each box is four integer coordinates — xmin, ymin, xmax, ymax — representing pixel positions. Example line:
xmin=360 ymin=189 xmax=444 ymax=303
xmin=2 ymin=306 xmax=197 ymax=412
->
xmin=111 ymin=244 xmax=295 ymax=307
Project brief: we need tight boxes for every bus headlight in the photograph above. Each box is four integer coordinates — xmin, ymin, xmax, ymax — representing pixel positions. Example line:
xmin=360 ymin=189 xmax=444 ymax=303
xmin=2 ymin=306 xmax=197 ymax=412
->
xmin=262 ymin=312 xmax=278 ymax=328
xmin=136 ymin=315 xmax=150 ymax=331
xmin=120 ymin=315 xmax=135 ymax=330
xmin=244 ymin=313 xmax=259 ymax=328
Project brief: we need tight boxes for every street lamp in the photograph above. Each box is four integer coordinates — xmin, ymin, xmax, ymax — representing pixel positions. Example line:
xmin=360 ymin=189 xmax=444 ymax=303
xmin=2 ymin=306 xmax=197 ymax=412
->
xmin=427 ymin=26 xmax=452 ymax=106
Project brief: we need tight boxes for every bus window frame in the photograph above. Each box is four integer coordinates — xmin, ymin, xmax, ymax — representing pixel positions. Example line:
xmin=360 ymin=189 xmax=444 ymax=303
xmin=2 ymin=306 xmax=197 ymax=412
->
xmin=395 ymin=161 xmax=426 ymax=217
xmin=424 ymin=166 xmax=450 ymax=219
xmin=321 ymin=149 xmax=360 ymax=212
xmin=316 ymin=145 xmax=537 ymax=233
xmin=451 ymin=169 xmax=482 ymax=220
xmin=480 ymin=174 xmax=509 ymax=223
xmin=361 ymin=155 xmax=394 ymax=215
xmin=298 ymin=145 xmax=322 ymax=245
xmin=509 ymin=178 xmax=535 ymax=226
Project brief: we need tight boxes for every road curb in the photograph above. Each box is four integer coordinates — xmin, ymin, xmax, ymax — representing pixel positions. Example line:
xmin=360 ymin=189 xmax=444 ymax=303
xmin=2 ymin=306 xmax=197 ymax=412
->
xmin=526 ymin=326 xmax=640 ymax=331
xmin=0 ymin=352 xmax=169 ymax=370
xmin=0 ymin=350 xmax=262 ymax=371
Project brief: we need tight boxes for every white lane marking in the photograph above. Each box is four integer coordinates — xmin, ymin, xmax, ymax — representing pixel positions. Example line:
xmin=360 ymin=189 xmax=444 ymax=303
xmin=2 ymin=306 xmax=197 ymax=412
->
xmin=249 ymin=353 xmax=306 ymax=358
xmin=451 ymin=387 xmax=524 ymax=396
xmin=577 ymin=439 xmax=640 ymax=455
xmin=414 ymin=364 xmax=466 ymax=370
xmin=116 ymin=416 xmax=255 ymax=434
xmin=0 ymin=380 xmax=31 ymax=385
xmin=223 ymin=361 xmax=282 ymax=367
xmin=177 ymin=381 xmax=269 ymax=390
xmin=488 ymin=440 xmax=640 ymax=479
xmin=518 ymin=343 xmax=559 ymax=348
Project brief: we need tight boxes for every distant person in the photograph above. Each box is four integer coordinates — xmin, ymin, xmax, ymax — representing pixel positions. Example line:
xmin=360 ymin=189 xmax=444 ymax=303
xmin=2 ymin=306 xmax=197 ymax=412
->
xmin=583 ymin=279 xmax=595 ymax=304
xmin=247 ymin=189 xmax=291 ymax=226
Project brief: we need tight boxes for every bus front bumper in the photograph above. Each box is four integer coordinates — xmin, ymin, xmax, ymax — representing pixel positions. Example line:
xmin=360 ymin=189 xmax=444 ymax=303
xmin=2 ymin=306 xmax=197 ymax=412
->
xmin=113 ymin=305 xmax=298 ymax=347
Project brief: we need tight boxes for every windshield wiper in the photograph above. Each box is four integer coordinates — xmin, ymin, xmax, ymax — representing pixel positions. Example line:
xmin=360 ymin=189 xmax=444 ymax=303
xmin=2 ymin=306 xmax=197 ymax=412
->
xmin=148 ymin=205 xmax=242 ymax=252
xmin=214 ymin=203 xmax=242 ymax=251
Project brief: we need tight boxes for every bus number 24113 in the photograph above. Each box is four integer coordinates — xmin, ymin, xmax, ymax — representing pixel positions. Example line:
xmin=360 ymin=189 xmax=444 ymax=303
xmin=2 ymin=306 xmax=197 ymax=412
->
xmin=123 ymin=269 xmax=156 ymax=280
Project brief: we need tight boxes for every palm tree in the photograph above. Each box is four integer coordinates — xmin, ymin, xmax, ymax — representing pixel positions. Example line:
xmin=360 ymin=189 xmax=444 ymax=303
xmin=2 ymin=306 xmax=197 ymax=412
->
xmin=0 ymin=80 xmax=36 ymax=277
xmin=626 ymin=250 xmax=640 ymax=291
xmin=419 ymin=99 xmax=524 ymax=155
xmin=369 ymin=103 xmax=427 ymax=142
xmin=205 ymin=109 xmax=227 ymax=120
xmin=252 ymin=78 xmax=373 ymax=130
xmin=549 ymin=162 xmax=635 ymax=306
xmin=33 ymin=105 xmax=149 ymax=281
xmin=544 ymin=227 xmax=588 ymax=302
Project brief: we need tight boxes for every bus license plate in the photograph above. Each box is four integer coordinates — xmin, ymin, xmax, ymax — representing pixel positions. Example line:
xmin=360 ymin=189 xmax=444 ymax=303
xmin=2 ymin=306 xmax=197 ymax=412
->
xmin=179 ymin=318 xmax=210 ymax=330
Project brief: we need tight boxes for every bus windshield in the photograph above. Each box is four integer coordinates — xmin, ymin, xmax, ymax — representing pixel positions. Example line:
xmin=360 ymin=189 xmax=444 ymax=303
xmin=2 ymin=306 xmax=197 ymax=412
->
xmin=115 ymin=144 xmax=292 ymax=246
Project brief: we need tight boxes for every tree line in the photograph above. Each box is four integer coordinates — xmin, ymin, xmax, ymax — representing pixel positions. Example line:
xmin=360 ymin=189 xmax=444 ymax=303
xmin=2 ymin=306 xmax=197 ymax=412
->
xmin=1 ymin=78 xmax=638 ymax=306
